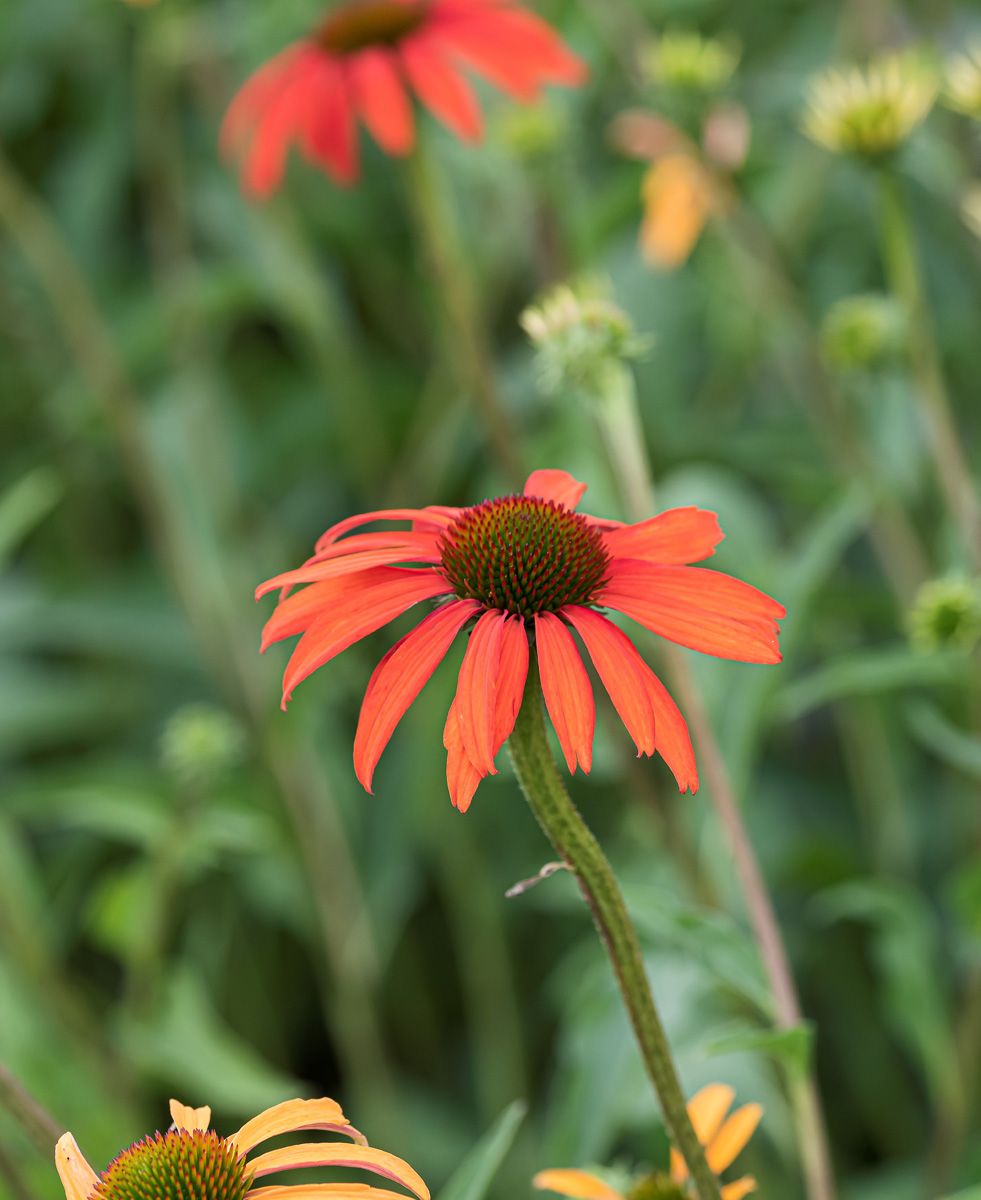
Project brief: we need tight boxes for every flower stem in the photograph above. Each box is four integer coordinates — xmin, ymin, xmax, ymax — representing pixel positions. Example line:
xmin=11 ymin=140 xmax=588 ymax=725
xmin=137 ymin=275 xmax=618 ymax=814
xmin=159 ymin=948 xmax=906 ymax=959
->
xmin=876 ymin=168 xmax=981 ymax=571
xmin=509 ymin=666 xmax=722 ymax=1200
xmin=403 ymin=138 xmax=523 ymax=486
xmin=590 ymin=363 xmax=838 ymax=1200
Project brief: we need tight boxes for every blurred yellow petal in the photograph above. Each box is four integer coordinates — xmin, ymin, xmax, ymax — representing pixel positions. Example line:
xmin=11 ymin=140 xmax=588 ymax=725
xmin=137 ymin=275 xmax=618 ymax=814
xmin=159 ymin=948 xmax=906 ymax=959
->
xmin=229 ymin=1099 xmax=367 ymax=1155
xmin=248 ymin=1187 xmax=413 ymax=1200
xmin=55 ymin=1134 xmax=97 ymax=1200
xmin=721 ymin=1177 xmax=757 ymax=1200
xmin=640 ymin=154 xmax=715 ymax=270
xmin=169 ymin=1099 xmax=212 ymax=1132
xmin=670 ymin=1084 xmax=735 ymax=1181
xmin=706 ymin=1105 xmax=763 ymax=1174
xmin=248 ymin=1144 xmax=429 ymax=1200
xmin=533 ymin=1169 xmax=624 ymax=1200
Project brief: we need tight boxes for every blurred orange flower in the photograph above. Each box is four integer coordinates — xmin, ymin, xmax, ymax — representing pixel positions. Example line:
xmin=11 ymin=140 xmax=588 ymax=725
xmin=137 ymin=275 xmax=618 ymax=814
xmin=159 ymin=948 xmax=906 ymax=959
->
xmin=257 ymin=470 xmax=784 ymax=810
xmin=222 ymin=0 xmax=586 ymax=197
xmin=534 ymin=1084 xmax=762 ymax=1200
xmin=56 ymin=1097 xmax=428 ymax=1200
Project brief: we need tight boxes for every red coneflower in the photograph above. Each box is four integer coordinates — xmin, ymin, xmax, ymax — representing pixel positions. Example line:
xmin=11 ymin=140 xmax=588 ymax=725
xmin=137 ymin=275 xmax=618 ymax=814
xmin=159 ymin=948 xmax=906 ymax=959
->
xmin=257 ymin=469 xmax=784 ymax=812
xmin=222 ymin=0 xmax=587 ymax=197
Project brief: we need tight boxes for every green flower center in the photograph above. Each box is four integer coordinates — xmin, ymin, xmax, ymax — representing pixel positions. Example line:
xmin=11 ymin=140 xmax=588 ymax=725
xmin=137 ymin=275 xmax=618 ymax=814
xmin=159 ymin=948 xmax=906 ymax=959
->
xmin=439 ymin=495 xmax=611 ymax=618
xmin=95 ymin=1131 xmax=253 ymax=1200
xmin=316 ymin=0 xmax=427 ymax=54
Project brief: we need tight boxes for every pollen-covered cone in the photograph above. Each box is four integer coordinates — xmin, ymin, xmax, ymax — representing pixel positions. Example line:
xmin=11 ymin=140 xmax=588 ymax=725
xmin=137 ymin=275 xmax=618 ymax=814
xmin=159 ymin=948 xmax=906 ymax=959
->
xmin=257 ymin=470 xmax=784 ymax=812
xmin=55 ymin=1097 xmax=428 ymax=1200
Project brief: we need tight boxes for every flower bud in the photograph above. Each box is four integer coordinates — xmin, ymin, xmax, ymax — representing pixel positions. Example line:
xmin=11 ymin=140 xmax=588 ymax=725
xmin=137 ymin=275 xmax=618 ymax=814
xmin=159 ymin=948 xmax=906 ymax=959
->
xmin=820 ymin=293 xmax=906 ymax=370
xmin=642 ymin=31 xmax=740 ymax=94
xmin=160 ymin=703 xmax=246 ymax=789
xmin=908 ymin=576 xmax=981 ymax=653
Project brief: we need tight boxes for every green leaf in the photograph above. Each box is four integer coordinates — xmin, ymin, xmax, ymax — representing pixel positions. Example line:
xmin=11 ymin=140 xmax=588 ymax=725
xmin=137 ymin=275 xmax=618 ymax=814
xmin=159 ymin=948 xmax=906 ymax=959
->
xmin=0 ymin=466 xmax=61 ymax=567
xmin=906 ymin=700 xmax=981 ymax=780
xmin=703 ymin=1021 xmax=813 ymax=1079
xmin=435 ymin=1101 xmax=527 ymax=1200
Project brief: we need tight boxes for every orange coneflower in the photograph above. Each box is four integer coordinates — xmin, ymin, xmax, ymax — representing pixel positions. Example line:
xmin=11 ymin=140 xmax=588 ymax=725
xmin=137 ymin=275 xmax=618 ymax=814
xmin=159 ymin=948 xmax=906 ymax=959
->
xmin=257 ymin=469 xmax=784 ymax=812
xmin=222 ymin=0 xmax=586 ymax=197
xmin=534 ymin=1084 xmax=762 ymax=1200
xmin=56 ymin=1097 xmax=428 ymax=1200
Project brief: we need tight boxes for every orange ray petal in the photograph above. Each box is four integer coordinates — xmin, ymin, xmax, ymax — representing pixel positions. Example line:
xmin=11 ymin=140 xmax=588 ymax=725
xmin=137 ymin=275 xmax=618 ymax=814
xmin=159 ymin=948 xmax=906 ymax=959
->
xmin=643 ymin=667 xmax=698 ymax=793
xmin=688 ymin=1083 xmax=736 ymax=1147
xmin=721 ymin=1178 xmax=757 ymax=1200
xmin=562 ymin=606 xmax=656 ymax=758
xmin=603 ymin=508 xmax=723 ymax=565
xmin=491 ymin=615 xmax=529 ymax=751
xmin=354 ymin=599 xmax=480 ymax=792
xmin=401 ymin=34 xmax=483 ymax=142
xmin=453 ymin=610 xmax=506 ymax=775
xmin=532 ymin=1169 xmax=623 ymax=1200
xmin=248 ymin=1188 xmax=414 ymax=1200
xmin=706 ymin=1104 xmax=763 ymax=1175
xmin=314 ymin=508 xmax=455 ymax=553
xmin=169 ymin=1098 xmax=211 ymax=1132
xmin=229 ymin=1099 xmax=366 ymax=1155
xmin=256 ymin=534 xmax=442 ymax=598
xmin=443 ymin=698 xmax=484 ymax=813
xmin=640 ymin=154 xmax=714 ymax=270
xmin=534 ymin=612 xmax=594 ymax=773
xmin=523 ymin=470 xmax=587 ymax=511
xmin=55 ymin=1134 xmax=98 ymax=1200
xmin=347 ymin=49 xmax=415 ymax=156
xmin=248 ymin=1144 xmax=429 ymax=1200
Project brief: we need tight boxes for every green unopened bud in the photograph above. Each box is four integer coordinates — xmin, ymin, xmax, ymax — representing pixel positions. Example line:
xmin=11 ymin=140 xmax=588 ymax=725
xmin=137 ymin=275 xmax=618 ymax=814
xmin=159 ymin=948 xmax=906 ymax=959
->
xmin=803 ymin=52 xmax=938 ymax=158
xmin=495 ymin=101 xmax=567 ymax=160
xmin=160 ymin=703 xmax=246 ymax=789
xmin=820 ymin=293 xmax=906 ymax=370
xmin=945 ymin=43 xmax=981 ymax=118
xmin=626 ymin=1172 xmax=686 ymax=1200
xmin=908 ymin=576 xmax=981 ymax=653
xmin=521 ymin=279 xmax=649 ymax=392
xmin=642 ymin=31 xmax=740 ymax=94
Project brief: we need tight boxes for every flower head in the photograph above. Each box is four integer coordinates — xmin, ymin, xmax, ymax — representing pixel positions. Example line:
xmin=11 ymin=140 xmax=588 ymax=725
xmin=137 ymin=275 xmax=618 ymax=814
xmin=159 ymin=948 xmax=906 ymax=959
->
xmin=160 ymin=703 xmax=246 ymax=789
xmin=534 ymin=1084 xmax=762 ymax=1200
xmin=908 ymin=575 xmax=981 ymax=653
xmin=56 ymin=1097 xmax=428 ymax=1200
xmin=820 ymin=292 xmax=907 ymax=371
xmin=222 ymin=0 xmax=586 ymax=197
xmin=642 ymin=31 xmax=740 ymax=95
xmin=803 ymin=52 xmax=937 ymax=158
xmin=257 ymin=470 xmax=784 ymax=811
xmin=945 ymin=42 xmax=981 ymax=118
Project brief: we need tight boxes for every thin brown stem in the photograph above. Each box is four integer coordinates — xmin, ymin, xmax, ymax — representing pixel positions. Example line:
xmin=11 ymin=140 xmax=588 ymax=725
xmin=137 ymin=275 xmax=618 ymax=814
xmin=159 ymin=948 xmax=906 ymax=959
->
xmin=0 ymin=1065 xmax=64 ymax=1156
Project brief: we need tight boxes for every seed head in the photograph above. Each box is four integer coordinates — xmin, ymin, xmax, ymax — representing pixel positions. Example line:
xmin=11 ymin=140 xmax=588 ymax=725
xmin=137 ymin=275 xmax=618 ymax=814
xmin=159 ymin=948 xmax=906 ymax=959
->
xmin=95 ymin=1131 xmax=252 ymax=1200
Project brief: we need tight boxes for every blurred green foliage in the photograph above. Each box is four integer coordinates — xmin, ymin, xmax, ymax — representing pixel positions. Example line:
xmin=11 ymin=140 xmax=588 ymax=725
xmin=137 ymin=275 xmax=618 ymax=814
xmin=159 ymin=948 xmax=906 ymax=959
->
xmin=1 ymin=1 xmax=980 ymax=1199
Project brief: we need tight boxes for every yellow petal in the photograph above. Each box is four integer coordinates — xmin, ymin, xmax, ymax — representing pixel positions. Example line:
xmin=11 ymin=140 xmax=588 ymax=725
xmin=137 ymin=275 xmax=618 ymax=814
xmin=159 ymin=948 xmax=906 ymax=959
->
xmin=170 ymin=1099 xmax=212 ymax=1133
xmin=706 ymin=1105 xmax=763 ymax=1174
xmin=55 ymin=1134 xmax=98 ymax=1200
xmin=248 ymin=1187 xmax=413 ymax=1200
xmin=670 ymin=1085 xmax=735 ymax=1182
xmin=229 ymin=1099 xmax=367 ymax=1155
xmin=721 ymin=1176 xmax=757 ymax=1200
xmin=247 ymin=1143 xmax=429 ymax=1200
xmin=640 ymin=154 xmax=714 ymax=270
xmin=532 ymin=1169 xmax=624 ymax=1200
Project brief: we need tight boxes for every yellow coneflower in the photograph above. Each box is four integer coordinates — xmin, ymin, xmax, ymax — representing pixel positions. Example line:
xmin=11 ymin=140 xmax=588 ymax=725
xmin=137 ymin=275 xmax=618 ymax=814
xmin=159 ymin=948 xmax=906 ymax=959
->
xmin=533 ymin=1084 xmax=762 ymax=1200
xmin=945 ymin=42 xmax=981 ymax=118
xmin=803 ymin=52 xmax=938 ymax=157
xmin=56 ymin=1097 xmax=429 ymax=1200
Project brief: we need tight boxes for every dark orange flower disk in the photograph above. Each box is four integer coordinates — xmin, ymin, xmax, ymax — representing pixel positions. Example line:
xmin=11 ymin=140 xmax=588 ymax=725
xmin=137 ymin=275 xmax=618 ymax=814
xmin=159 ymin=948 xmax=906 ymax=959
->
xmin=257 ymin=471 xmax=785 ymax=812
xmin=222 ymin=0 xmax=587 ymax=197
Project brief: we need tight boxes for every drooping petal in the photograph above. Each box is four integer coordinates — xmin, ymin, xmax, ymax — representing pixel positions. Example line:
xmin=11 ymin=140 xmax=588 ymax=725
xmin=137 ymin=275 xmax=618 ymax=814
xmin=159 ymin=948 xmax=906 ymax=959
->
xmin=437 ymin=6 xmax=587 ymax=87
xmin=347 ymin=48 xmax=414 ymax=155
xmin=561 ymin=607 xmax=655 ymax=757
xmin=534 ymin=612 xmax=594 ymax=774
xmin=670 ymin=1084 xmax=735 ymax=1181
xmin=444 ymin=699 xmax=484 ymax=814
xmin=603 ymin=508 xmax=723 ymax=565
xmin=240 ymin=54 xmax=319 ymax=198
xmin=721 ymin=1179 xmax=757 ymax=1200
xmin=256 ymin=532 xmax=442 ymax=598
xmin=300 ymin=55 xmax=359 ymax=185
xmin=523 ymin=469 xmax=588 ymax=511
xmin=706 ymin=1104 xmax=763 ymax=1174
xmin=55 ymin=1134 xmax=98 ymax=1200
xmin=221 ymin=45 xmax=302 ymax=158
xmin=277 ymin=569 xmax=453 ymax=706
xmin=400 ymin=34 xmax=483 ymax=141
xmin=354 ymin=599 xmax=480 ymax=792
xmin=315 ymin=507 xmax=456 ymax=553
xmin=247 ymin=1144 xmax=429 ymax=1200
xmin=229 ymin=1098 xmax=365 ymax=1156
xmin=247 ymin=1188 xmax=416 ymax=1200
xmin=643 ymin=667 xmax=698 ymax=794
xmin=424 ymin=17 xmax=546 ymax=102
xmin=532 ymin=1170 xmax=624 ymax=1200
xmin=453 ymin=610 xmax=506 ymax=775
xmin=600 ymin=562 xmax=784 ymax=664
xmin=169 ymin=1099 xmax=211 ymax=1133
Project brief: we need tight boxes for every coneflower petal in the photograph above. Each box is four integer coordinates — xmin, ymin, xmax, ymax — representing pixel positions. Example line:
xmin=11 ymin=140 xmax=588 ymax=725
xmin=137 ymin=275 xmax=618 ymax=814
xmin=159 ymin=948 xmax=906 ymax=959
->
xmin=169 ymin=1099 xmax=211 ymax=1133
xmin=247 ymin=1188 xmax=420 ymax=1200
xmin=532 ymin=1170 xmax=624 ymax=1200
xmin=242 ymin=56 xmax=318 ymax=198
xmin=400 ymin=35 xmax=483 ymax=141
xmin=427 ymin=17 xmax=546 ymax=102
xmin=534 ymin=612 xmax=594 ymax=773
xmin=523 ymin=469 xmax=587 ymax=511
xmin=602 ymin=507 xmax=724 ymax=564
xmin=55 ymin=1135 xmax=98 ymax=1200
xmin=561 ymin=607 xmax=656 ymax=758
xmin=301 ymin=57 xmax=359 ymax=184
xmin=316 ymin=508 xmax=456 ymax=553
xmin=220 ymin=46 xmax=301 ymax=157
xmin=459 ymin=7 xmax=587 ymax=86
xmin=229 ymin=1099 xmax=364 ymax=1155
xmin=444 ymin=699 xmax=483 ymax=813
xmin=347 ymin=48 xmax=415 ymax=155
xmin=720 ymin=1178 xmax=758 ymax=1200
xmin=454 ymin=610 xmax=506 ymax=775
xmin=706 ymin=1105 xmax=764 ymax=1175
xmin=643 ymin=667 xmax=698 ymax=793
xmin=256 ymin=533 xmax=442 ymax=598
xmin=354 ymin=599 xmax=480 ymax=792
xmin=247 ymin=1144 xmax=429 ymax=1200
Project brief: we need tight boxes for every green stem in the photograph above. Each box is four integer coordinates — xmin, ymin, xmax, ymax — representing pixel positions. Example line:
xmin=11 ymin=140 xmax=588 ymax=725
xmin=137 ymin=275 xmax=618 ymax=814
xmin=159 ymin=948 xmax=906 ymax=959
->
xmin=876 ymin=168 xmax=981 ymax=571
xmin=0 ymin=1064 xmax=64 ymax=1155
xmin=403 ymin=139 xmax=523 ymax=486
xmin=509 ymin=666 xmax=722 ymax=1200
xmin=591 ymin=363 xmax=838 ymax=1200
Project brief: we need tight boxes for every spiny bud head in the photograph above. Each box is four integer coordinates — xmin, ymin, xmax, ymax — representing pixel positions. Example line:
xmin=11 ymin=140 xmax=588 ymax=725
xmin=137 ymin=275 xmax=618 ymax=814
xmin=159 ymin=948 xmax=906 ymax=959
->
xmin=642 ymin=31 xmax=740 ymax=94
xmin=439 ymin=496 xmax=610 ymax=618
xmin=820 ymin=293 xmax=906 ymax=370
xmin=908 ymin=576 xmax=981 ymax=653
xmin=159 ymin=704 xmax=246 ymax=789
xmin=95 ymin=1131 xmax=252 ymax=1200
